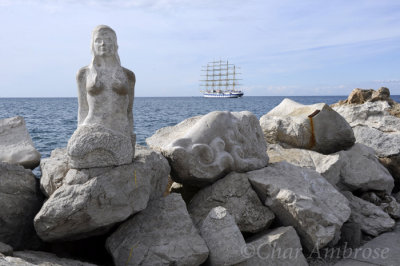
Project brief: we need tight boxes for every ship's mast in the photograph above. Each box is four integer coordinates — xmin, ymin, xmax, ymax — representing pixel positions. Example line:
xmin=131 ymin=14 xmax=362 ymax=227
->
xmin=200 ymin=59 xmax=242 ymax=92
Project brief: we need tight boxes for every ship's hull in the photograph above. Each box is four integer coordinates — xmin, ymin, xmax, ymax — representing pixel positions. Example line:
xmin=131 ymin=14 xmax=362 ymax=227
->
xmin=203 ymin=92 xmax=244 ymax=98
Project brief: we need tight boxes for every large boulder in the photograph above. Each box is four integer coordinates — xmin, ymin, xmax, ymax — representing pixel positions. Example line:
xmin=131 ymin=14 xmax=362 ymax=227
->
xmin=199 ymin=206 xmax=247 ymax=266
xmin=337 ymin=143 xmax=393 ymax=193
xmin=333 ymin=101 xmax=400 ymax=185
xmin=342 ymin=191 xmax=395 ymax=236
xmin=0 ymin=163 xmax=43 ymax=249
xmin=260 ymin=98 xmax=355 ymax=154
xmin=248 ymin=162 xmax=351 ymax=251
xmin=34 ymin=146 xmax=170 ymax=242
xmin=147 ymin=111 xmax=269 ymax=186
xmin=333 ymin=101 xmax=400 ymax=134
xmin=188 ymin=171 xmax=275 ymax=233
xmin=268 ymin=143 xmax=394 ymax=193
xmin=268 ymin=143 xmax=343 ymax=185
xmin=106 ymin=194 xmax=209 ymax=266
xmin=0 ymin=116 xmax=40 ymax=169
xmin=40 ymin=148 xmax=69 ymax=197
xmin=237 ymin=226 xmax=308 ymax=266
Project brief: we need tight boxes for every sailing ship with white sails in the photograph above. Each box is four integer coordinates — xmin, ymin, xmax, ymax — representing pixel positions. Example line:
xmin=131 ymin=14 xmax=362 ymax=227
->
xmin=200 ymin=60 xmax=244 ymax=98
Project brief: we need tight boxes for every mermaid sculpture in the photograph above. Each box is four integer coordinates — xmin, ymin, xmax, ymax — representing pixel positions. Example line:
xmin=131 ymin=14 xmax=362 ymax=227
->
xmin=67 ymin=25 xmax=136 ymax=168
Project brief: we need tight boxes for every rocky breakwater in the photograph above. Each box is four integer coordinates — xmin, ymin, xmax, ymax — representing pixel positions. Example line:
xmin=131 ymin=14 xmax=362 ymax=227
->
xmin=332 ymin=87 xmax=400 ymax=189
xmin=264 ymin=96 xmax=400 ymax=264
xmin=146 ymin=106 xmax=365 ymax=264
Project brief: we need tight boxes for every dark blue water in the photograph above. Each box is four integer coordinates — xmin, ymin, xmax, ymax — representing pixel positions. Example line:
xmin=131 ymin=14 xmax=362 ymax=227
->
xmin=1 ymin=96 xmax=399 ymax=163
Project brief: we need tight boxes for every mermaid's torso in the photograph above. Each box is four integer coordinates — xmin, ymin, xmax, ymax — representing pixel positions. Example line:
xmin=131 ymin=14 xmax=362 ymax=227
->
xmin=83 ymin=69 xmax=131 ymax=136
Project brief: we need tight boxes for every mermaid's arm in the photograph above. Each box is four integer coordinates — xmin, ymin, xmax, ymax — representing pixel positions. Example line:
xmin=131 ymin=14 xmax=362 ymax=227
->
xmin=77 ymin=67 xmax=89 ymax=126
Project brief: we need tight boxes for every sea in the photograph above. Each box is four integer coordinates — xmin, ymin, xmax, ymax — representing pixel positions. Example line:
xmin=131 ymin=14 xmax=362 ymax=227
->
xmin=1 ymin=96 xmax=400 ymax=176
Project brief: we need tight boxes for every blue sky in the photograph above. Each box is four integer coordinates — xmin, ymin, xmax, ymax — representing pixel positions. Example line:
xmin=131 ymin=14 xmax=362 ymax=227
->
xmin=1 ymin=0 xmax=400 ymax=97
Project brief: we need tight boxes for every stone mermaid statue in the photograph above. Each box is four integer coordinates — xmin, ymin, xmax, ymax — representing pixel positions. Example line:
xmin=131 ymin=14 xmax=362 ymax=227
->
xmin=67 ymin=25 xmax=136 ymax=168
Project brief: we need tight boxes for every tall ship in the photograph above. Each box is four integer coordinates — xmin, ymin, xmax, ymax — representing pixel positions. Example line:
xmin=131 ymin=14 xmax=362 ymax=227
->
xmin=200 ymin=60 xmax=244 ymax=98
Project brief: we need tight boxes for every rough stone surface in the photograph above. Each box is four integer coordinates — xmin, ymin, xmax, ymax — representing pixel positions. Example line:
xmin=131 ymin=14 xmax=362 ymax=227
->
xmin=379 ymin=195 xmax=400 ymax=219
xmin=0 ymin=116 xmax=41 ymax=169
xmin=267 ymin=143 xmax=343 ymax=185
xmin=13 ymin=251 xmax=96 ymax=266
xmin=333 ymin=101 xmax=400 ymax=133
xmin=333 ymin=101 xmax=400 ymax=157
xmin=248 ymin=162 xmax=351 ymax=251
xmin=361 ymin=192 xmax=400 ymax=219
xmin=268 ymin=143 xmax=394 ymax=192
xmin=199 ymin=207 xmax=247 ymax=266
xmin=337 ymin=144 xmax=394 ymax=193
xmin=67 ymin=25 xmax=136 ymax=169
xmin=334 ymin=224 xmax=400 ymax=266
xmin=333 ymin=97 xmax=400 ymax=186
xmin=0 ymin=162 xmax=43 ymax=249
xmin=188 ymin=171 xmax=275 ymax=233
xmin=237 ymin=226 xmax=308 ymax=266
xmin=260 ymin=98 xmax=355 ymax=154
xmin=147 ymin=111 xmax=269 ymax=186
xmin=331 ymin=87 xmax=393 ymax=106
xmin=342 ymin=191 xmax=394 ymax=236
xmin=106 ymin=194 xmax=209 ymax=266
xmin=40 ymin=148 xmax=69 ymax=197
xmin=0 ymin=242 xmax=12 ymax=256
xmin=0 ymin=254 xmax=35 ymax=266
xmin=34 ymin=146 xmax=170 ymax=242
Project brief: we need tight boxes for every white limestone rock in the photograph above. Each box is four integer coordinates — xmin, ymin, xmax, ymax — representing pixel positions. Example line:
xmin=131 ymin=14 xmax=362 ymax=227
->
xmin=188 ymin=171 xmax=275 ymax=233
xmin=67 ymin=25 xmax=136 ymax=169
xmin=0 ymin=116 xmax=40 ymax=169
xmin=199 ymin=207 xmax=247 ymax=266
xmin=40 ymin=148 xmax=69 ymax=197
xmin=237 ymin=226 xmax=308 ymax=266
xmin=342 ymin=191 xmax=395 ymax=236
xmin=34 ymin=146 xmax=170 ymax=242
xmin=333 ymin=101 xmax=400 ymax=157
xmin=147 ymin=111 xmax=269 ymax=186
xmin=333 ymin=101 xmax=400 ymax=132
xmin=260 ymin=98 xmax=355 ymax=154
xmin=334 ymin=101 xmax=400 ymax=184
xmin=267 ymin=143 xmax=394 ymax=193
xmin=106 ymin=194 xmax=209 ymax=266
xmin=267 ymin=143 xmax=343 ymax=185
xmin=0 ymin=163 xmax=43 ymax=249
xmin=248 ymin=162 xmax=351 ymax=251
xmin=352 ymin=126 xmax=400 ymax=158
xmin=337 ymin=144 xmax=394 ymax=193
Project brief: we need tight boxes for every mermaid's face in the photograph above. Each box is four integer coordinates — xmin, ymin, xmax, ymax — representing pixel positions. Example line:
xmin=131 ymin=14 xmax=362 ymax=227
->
xmin=93 ymin=29 xmax=117 ymax=57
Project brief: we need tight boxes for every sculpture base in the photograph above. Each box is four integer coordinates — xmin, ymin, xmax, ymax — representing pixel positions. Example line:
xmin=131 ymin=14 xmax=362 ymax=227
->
xmin=67 ymin=124 xmax=135 ymax=169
